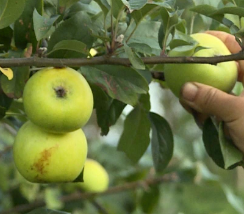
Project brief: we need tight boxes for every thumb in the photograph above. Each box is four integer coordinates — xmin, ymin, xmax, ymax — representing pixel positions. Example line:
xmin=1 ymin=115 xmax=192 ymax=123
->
xmin=180 ymin=82 xmax=242 ymax=123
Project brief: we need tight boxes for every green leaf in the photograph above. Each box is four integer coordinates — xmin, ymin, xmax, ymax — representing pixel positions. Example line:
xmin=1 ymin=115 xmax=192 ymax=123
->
xmin=149 ymin=112 xmax=174 ymax=173
xmin=33 ymin=9 xmax=59 ymax=41
xmin=124 ymin=42 xmax=145 ymax=70
xmin=0 ymin=50 xmax=30 ymax=99
xmin=47 ymin=11 xmax=94 ymax=58
xmin=111 ymin=0 xmax=125 ymax=19
xmin=79 ymin=65 xmax=148 ymax=106
xmin=14 ymin=0 xmax=43 ymax=50
xmin=0 ymin=0 xmax=25 ymax=29
xmin=92 ymin=84 xmax=126 ymax=135
xmin=126 ymin=21 xmax=162 ymax=55
xmin=202 ymin=118 xmax=225 ymax=169
xmin=140 ymin=186 xmax=160 ymax=214
xmin=122 ymin=0 xmax=147 ymax=11
xmin=0 ymin=27 xmax=13 ymax=52
xmin=117 ymin=106 xmax=151 ymax=163
xmin=0 ymin=86 xmax=12 ymax=119
xmin=59 ymin=0 xmax=80 ymax=8
xmin=48 ymin=40 xmax=88 ymax=56
xmin=218 ymin=122 xmax=243 ymax=169
xmin=131 ymin=3 xmax=161 ymax=24
xmin=27 ymin=208 xmax=70 ymax=214
xmin=94 ymin=0 xmax=110 ymax=16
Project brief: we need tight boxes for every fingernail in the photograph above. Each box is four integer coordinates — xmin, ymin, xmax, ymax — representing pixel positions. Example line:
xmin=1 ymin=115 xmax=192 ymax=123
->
xmin=181 ymin=83 xmax=198 ymax=101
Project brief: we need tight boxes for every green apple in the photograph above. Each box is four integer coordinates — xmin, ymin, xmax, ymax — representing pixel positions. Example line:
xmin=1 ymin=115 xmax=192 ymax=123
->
xmin=13 ymin=121 xmax=87 ymax=183
xmin=23 ymin=67 xmax=93 ymax=133
xmin=164 ymin=33 xmax=238 ymax=97
xmin=79 ymin=159 xmax=109 ymax=193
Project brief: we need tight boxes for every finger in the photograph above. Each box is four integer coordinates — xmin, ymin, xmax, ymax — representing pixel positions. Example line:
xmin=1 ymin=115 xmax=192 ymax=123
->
xmin=180 ymin=82 xmax=243 ymax=123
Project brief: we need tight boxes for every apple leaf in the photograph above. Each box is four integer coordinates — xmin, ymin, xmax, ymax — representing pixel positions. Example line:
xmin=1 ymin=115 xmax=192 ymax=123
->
xmin=92 ymin=84 xmax=126 ymax=135
xmin=14 ymin=0 xmax=43 ymax=50
xmin=218 ymin=122 xmax=243 ymax=169
xmin=0 ymin=0 xmax=25 ymax=29
xmin=47 ymin=40 xmax=88 ymax=56
xmin=59 ymin=0 xmax=80 ymax=9
xmin=202 ymin=118 xmax=225 ymax=169
xmin=202 ymin=118 xmax=244 ymax=170
xmin=0 ymin=50 xmax=30 ymax=99
xmin=79 ymin=65 xmax=148 ymax=106
xmin=33 ymin=9 xmax=59 ymax=41
xmin=111 ymin=0 xmax=125 ymax=19
xmin=122 ymin=0 xmax=147 ymax=11
xmin=26 ymin=208 xmax=70 ymax=214
xmin=0 ymin=27 xmax=13 ymax=51
xmin=94 ymin=0 xmax=110 ymax=16
xmin=130 ymin=2 xmax=171 ymax=24
xmin=149 ymin=112 xmax=174 ymax=173
xmin=140 ymin=186 xmax=160 ymax=214
xmin=47 ymin=11 xmax=94 ymax=58
xmin=117 ymin=106 xmax=151 ymax=163
xmin=124 ymin=42 xmax=145 ymax=70
xmin=125 ymin=21 xmax=162 ymax=56
xmin=0 ymin=86 xmax=12 ymax=119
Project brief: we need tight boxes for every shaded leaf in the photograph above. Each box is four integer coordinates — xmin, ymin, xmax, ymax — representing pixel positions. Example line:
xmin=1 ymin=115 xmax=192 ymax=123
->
xmin=14 ymin=0 xmax=43 ymax=50
xmin=0 ymin=0 xmax=25 ymax=29
xmin=218 ymin=122 xmax=243 ymax=169
xmin=124 ymin=42 xmax=145 ymax=70
xmin=91 ymin=84 xmax=126 ymax=135
xmin=117 ymin=106 xmax=151 ymax=163
xmin=149 ymin=112 xmax=174 ymax=173
xmin=33 ymin=9 xmax=59 ymax=41
xmin=0 ymin=85 xmax=12 ymax=119
xmin=47 ymin=11 xmax=94 ymax=58
xmin=202 ymin=118 xmax=225 ymax=169
xmin=141 ymin=186 xmax=160 ymax=214
xmin=79 ymin=65 xmax=148 ymax=106
xmin=0 ymin=27 xmax=13 ymax=51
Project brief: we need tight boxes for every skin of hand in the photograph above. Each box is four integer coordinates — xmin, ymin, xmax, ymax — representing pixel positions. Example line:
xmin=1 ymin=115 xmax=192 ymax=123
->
xmin=180 ymin=31 xmax=244 ymax=154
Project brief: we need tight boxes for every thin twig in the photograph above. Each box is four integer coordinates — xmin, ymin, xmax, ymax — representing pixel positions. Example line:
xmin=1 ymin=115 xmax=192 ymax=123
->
xmin=0 ymin=173 xmax=177 ymax=214
xmin=0 ymin=52 xmax=244 ymax=68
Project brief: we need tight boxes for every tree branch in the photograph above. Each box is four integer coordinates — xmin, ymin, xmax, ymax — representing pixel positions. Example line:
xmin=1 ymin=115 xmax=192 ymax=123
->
xmin=0 ymin=51 xmax=244 ymax=68
xmin=0 ymin=173 xmax=177 ymax=214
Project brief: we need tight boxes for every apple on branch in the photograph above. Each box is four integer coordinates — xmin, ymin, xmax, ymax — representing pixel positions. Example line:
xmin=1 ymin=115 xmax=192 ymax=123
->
xmin=164 ymin=33 xmax=238 ymax=97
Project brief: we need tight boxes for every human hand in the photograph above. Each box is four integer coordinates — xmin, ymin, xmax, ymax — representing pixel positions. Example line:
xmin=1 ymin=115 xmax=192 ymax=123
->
xmin=180 ymin=31 xmax=244 ymax=154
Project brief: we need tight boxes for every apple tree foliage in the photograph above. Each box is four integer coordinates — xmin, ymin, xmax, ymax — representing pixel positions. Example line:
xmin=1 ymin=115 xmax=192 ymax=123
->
xmin=1 ymin=0 xmax=244 ymax=213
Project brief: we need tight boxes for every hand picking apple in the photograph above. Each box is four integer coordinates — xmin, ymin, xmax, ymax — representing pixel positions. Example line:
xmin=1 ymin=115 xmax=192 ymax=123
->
xmin=177 ymin=31 xmax=244 ymax=154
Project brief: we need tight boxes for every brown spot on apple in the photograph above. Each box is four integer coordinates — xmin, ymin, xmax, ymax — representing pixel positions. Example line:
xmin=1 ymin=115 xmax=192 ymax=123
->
xmin=32 ymin=146 xmax=57 ymax=175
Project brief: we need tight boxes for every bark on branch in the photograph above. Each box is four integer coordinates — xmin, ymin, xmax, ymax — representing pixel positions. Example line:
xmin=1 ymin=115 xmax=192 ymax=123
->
xmin=0 ymin=51 xmax=243 ymax=68
xmin=0 ymin=173 xmax=177 ymax=214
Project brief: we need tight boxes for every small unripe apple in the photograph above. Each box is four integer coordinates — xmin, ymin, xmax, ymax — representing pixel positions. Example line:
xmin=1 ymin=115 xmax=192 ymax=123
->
xmin=23 ymin=67 xmax=93 ymax=133
xmin=13 ymin=121 xmax=87 ymax=183
xmin=79 ymin=159 xmax=109 ymax=193
xmin=164 ymin=33 xmax=238 ymax=97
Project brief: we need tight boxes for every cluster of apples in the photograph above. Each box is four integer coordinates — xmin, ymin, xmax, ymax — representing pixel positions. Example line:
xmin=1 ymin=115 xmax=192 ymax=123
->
xmin=13 ymin=67 xmax=94 ymax=183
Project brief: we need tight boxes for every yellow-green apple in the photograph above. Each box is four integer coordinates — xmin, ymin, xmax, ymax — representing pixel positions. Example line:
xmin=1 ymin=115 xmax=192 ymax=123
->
xmin=13 ymin=121 xmax=87 ymax=183
xmin=79 ymin=159 xmax=109 ymax=193
xmin=164 ymin=33 xmax=238 ymax=97
xmin=23 ymin=67 xmax=93 ymax=133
